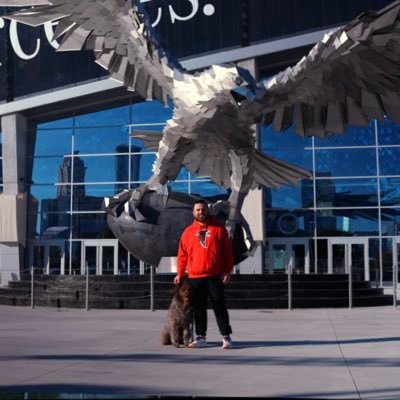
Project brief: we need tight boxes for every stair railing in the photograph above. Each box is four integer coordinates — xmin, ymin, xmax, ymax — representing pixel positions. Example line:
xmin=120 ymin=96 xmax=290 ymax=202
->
xmin=348 ymin=264 xmax=353 ymax=309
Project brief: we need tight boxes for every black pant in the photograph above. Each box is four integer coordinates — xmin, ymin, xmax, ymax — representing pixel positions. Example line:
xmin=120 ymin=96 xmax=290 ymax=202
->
xmin=188 ymin=275 xmax=232 ymax=338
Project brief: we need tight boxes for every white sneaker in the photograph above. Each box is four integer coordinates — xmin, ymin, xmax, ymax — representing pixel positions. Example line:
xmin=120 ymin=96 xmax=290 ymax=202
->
xmin=188 ymin=336 xmax=207 ymax=348
xmin=222 ymin=336 xmax=233 ymax=349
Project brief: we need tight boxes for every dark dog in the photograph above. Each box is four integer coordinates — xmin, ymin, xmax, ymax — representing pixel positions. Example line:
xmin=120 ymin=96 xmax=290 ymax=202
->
xmin=160 ymin=280 xmax=193 ymax=347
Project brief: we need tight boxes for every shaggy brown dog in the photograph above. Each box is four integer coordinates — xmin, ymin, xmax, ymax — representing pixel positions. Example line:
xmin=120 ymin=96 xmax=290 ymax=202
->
xmin=160 ymin=280 xmax=193 ymax=347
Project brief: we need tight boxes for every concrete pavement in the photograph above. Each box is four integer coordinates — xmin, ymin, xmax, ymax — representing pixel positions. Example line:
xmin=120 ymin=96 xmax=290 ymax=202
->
xmin=0 ymin=304 xmax=400 ymax=399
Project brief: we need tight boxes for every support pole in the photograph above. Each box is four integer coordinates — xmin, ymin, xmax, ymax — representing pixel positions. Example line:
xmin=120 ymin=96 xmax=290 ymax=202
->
xmin=30 ymin=267 xmax=34 ymax=309
xmin=287 ymin=264 xmax=292 ymax=311
xmin=393 ymin=264 xmax=398 ymax=309
xmin=85 ymin=265 xmax=89 ymax=311
xmin=150 ymin=265 xmax=155 ymax=312
xmin=349 ymin=264 xmax=353 ymax=309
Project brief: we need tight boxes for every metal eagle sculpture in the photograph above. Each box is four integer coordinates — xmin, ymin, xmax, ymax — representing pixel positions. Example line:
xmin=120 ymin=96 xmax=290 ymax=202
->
xmin=1 ymin=0 xmax=400 ymax=265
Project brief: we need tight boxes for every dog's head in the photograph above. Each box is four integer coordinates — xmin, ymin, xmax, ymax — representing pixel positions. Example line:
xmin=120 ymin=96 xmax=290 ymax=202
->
xmin=174 ymin=280 xmax=191 ymax=307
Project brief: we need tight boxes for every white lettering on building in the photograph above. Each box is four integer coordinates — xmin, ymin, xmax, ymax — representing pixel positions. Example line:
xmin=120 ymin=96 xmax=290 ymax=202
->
xmin=0 ymin=1 xmax=215 ymax=63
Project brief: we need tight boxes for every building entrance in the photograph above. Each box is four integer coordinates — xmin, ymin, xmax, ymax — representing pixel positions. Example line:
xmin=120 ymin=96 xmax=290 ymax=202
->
xmin=328 ymin=238 xmax=369 ymax=280
xmin=29 ymin=240 xmax=65 ymax=275
xmin=268 ymin=239 xmax=310 ymax=274
xmin=81 ymin=240 xmax=118 ymax=275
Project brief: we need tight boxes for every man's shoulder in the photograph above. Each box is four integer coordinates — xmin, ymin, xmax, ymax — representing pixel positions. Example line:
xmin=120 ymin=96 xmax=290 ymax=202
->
xmin=182 ymin=223 xmax=195 ymax=235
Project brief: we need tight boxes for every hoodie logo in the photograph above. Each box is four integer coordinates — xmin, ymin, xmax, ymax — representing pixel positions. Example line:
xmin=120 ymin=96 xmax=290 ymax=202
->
xmin=197 ymin=229 xmax=210 ymax=248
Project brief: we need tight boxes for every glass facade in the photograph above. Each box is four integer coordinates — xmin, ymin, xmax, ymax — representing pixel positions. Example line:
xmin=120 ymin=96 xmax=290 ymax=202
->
xmin=27 ymin=100 xmax=228 ymax=274
xmin=25 ymin=97 xmax=400 ymax=282
xmin=261 ymin=117 xmax=400 ymax=279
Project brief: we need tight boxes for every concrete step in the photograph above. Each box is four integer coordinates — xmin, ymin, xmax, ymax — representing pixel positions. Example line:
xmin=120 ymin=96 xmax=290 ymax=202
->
xmin=0 ymin=274 xmax=393 ymax=310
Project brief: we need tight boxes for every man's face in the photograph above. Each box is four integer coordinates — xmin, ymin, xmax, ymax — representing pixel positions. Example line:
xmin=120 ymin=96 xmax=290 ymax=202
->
xmin=193 ymin=203 xmax=209 ymax=224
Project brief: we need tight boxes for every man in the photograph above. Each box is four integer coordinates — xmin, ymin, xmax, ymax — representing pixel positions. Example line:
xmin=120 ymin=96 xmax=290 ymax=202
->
xmin=174 ymin=199 xmax=234 ymax=349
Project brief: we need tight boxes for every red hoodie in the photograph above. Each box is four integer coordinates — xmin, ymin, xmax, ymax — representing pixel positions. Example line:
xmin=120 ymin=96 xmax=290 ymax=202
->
xmin=177 ymin=216 xmax=234 ymax=279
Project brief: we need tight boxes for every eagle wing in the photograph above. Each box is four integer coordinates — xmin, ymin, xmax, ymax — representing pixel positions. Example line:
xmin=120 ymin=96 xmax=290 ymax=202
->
xmin=243 ymin=0 xmax=400 ymax=137
xmin=0 ymin=0 xmax=183 ymax=105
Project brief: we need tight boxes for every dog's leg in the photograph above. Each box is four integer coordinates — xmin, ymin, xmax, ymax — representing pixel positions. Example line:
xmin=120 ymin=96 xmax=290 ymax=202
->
xmin=160 ymin=326 xmax=172 ymax=345
xmin=177 ymin=327 xmax=184 ymax=347
xmin=171 ymin=325 xmax=182 ymax=348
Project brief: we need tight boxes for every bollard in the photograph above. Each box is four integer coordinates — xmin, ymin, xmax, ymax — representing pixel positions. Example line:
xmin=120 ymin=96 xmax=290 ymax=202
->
xmin=348 ymin=264 xmax=353 ymax=309
xmin=31 ymin=267 xmax=35 ymax=309
xmin=287 ymin=264 xmax=292 ymax=311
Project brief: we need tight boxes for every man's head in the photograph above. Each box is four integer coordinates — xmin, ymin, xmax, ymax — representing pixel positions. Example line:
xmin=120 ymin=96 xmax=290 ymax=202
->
xmin=192 ymin=199 xmax=209 ymax=224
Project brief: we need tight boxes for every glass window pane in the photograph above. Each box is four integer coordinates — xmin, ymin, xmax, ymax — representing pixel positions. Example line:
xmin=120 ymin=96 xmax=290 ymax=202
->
xmin=261 ymin=126 xmax=312 ymax=170
xmin=190 ymin=181 xmax=228 ymax=199
xmin=119 ymin=243 xmax=128 ymax=275
xmin=30 ymin=184 xmax=64 ymax=211
xmin=32 ymin=245 xmax=45 ymax=274
xmin=377 ymin=119 xmax=400 ymax=145
xmin=379 ymin=147 xmax=400 ymax=176
xmin=74 ymin=126 xmax=130 ymax=154
xmin=74 ymin=184 xmax=123 ymax=199
xmin=381 ymin=209 xmax=400 ymax=236
xmin=30 ymin=211 xmax=70 ymax=239
xmin=73 ymin=154 xmax=156 ymax=183
xmin=265 ymin=210 xmax=314 ymax=237
xmin=315 ymin=148 xmax=377 ymax=177
xmin=136 ymin=154 xmax=157 ymax=182
xmin=72 ymin=190 xmax=105 ymax=212
xmin=72 ymin=213 xmax=113 ymax=239
xmin=67 ymin=241 xmax=82 ymax=276
xmin=174 ymin=167 xmax=189 ymax=181
xmin=37 ymin=116 xmax=74 ymax=129
xmin=261 ymin=125 xmax=312 ymax=149
xmin=169 ymin=181 xmax=189 ymax=193
xmin=31 ymin=157 xmax=69 ymax=184
xmin=380 ymin=177 xmax=400 ymax=206
xmin=315 ymin=178 xmax=378 ymax=208
xmin=75 ymin=104 xmax=130 ymax=127
xmin=34 ymin=129 xmax=72 ymax=156
xmin=131 ymin=100 xmax=173 ymax=125
xmin=316 ymin=209 xmax=379 ymax=236
xmin=314 ymin=121 xmax=375 ymax=147
xmin=381 ymin=238 xmax=394 ymax=280
xmin=265 ymin=179 xmax=313 ymax=209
